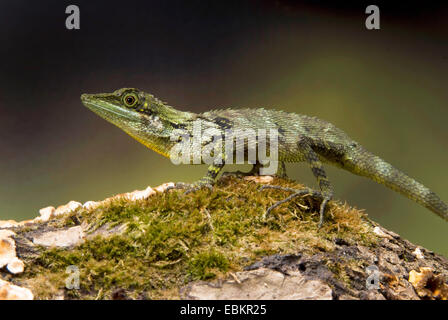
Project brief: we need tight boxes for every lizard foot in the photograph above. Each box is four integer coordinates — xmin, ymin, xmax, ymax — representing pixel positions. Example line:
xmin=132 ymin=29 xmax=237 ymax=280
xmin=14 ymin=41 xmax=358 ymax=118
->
xmin=260 ymin=185 xmax=330 ymax=227
xmin=167 ymin=180 xmax=213 ymax=195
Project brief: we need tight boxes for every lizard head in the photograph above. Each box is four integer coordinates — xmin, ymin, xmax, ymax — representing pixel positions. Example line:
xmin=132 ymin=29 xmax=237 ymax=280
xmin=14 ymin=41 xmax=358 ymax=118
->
xmin=81 ymin=88 xmax=195 ymax=157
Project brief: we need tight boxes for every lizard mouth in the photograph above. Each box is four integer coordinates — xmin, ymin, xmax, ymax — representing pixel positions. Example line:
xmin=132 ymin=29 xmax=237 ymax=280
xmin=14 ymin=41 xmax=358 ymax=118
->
xmin=81 ymin=94 xmax=140 ymax=123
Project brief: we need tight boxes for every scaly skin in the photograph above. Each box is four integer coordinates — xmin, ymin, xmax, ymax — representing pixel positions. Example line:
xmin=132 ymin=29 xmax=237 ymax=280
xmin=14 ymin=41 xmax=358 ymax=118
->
xmin=81 ymin=88 xmax=448 ymax=226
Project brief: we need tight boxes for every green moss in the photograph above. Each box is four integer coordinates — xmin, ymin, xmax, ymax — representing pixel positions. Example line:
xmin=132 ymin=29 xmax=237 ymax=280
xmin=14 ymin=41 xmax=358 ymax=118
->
xmin=187 ymin=250 xmax=230 ymax=280
xmin=18 ymin=176 xmax=378 ymax=299
xmin=325 ymin=260 xmax=352 ymax=288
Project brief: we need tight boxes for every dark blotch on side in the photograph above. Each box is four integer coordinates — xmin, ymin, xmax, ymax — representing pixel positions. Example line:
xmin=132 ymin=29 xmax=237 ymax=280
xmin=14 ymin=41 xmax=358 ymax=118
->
xmin=213 ymin=117 xmax=233 ymax=130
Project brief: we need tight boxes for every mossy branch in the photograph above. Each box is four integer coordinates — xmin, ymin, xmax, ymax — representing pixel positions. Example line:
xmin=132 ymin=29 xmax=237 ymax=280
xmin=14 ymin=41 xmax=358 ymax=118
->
xmin=1 ymin=176 xmax=447 ymax=300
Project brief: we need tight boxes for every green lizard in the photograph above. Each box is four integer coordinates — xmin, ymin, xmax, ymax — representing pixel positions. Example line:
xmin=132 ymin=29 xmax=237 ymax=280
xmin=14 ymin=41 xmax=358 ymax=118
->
xmin=81 ymin=88 xmax=448 ymax=226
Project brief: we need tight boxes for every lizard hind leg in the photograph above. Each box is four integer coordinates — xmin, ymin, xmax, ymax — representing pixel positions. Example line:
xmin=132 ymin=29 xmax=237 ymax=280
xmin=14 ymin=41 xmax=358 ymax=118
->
xmin=309 ymin=168 xmax=334 ymax=227
xmin=260 ymin=140 xmax=334 ymax=227
xmin=299 ymin=139 xmax=334 ymax=226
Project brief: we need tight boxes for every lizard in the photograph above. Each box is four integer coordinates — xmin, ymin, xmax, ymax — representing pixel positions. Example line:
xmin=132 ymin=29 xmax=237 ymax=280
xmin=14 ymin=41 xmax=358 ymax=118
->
xmin=81 ymin=88 xmax=448 ymax=226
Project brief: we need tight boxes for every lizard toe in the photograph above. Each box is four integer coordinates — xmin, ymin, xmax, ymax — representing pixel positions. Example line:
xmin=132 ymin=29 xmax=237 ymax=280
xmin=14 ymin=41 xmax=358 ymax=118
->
xmin=261 ymin=185 xmax=330 ymax=225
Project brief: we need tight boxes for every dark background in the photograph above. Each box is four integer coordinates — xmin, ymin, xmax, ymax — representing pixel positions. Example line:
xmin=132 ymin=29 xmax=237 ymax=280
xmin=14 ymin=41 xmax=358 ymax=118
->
xmin=0 ymin=0 xmax=447 ymax=254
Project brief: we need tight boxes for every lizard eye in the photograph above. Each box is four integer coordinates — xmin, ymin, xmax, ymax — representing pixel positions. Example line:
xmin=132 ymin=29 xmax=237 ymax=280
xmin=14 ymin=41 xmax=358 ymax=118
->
xmin=123 ymin=93 xmax=138 ymax=107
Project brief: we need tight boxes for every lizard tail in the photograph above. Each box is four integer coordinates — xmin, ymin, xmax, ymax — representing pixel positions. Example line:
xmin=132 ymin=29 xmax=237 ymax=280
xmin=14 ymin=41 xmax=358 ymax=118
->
xmin=343 ymin=145 xmax=448 ymax=222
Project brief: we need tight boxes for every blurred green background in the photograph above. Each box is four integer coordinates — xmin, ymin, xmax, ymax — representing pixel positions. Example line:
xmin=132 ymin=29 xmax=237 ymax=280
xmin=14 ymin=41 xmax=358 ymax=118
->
xmin=0 ymin=1 xmax=447 ymax=255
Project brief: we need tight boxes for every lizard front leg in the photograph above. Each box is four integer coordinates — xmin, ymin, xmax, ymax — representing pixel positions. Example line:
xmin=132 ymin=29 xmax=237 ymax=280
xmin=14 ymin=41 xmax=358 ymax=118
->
xmin=170 ymin=163 xmax=225 ymax=194
xmin=261 ymin=139 xmax=333 ymax=227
